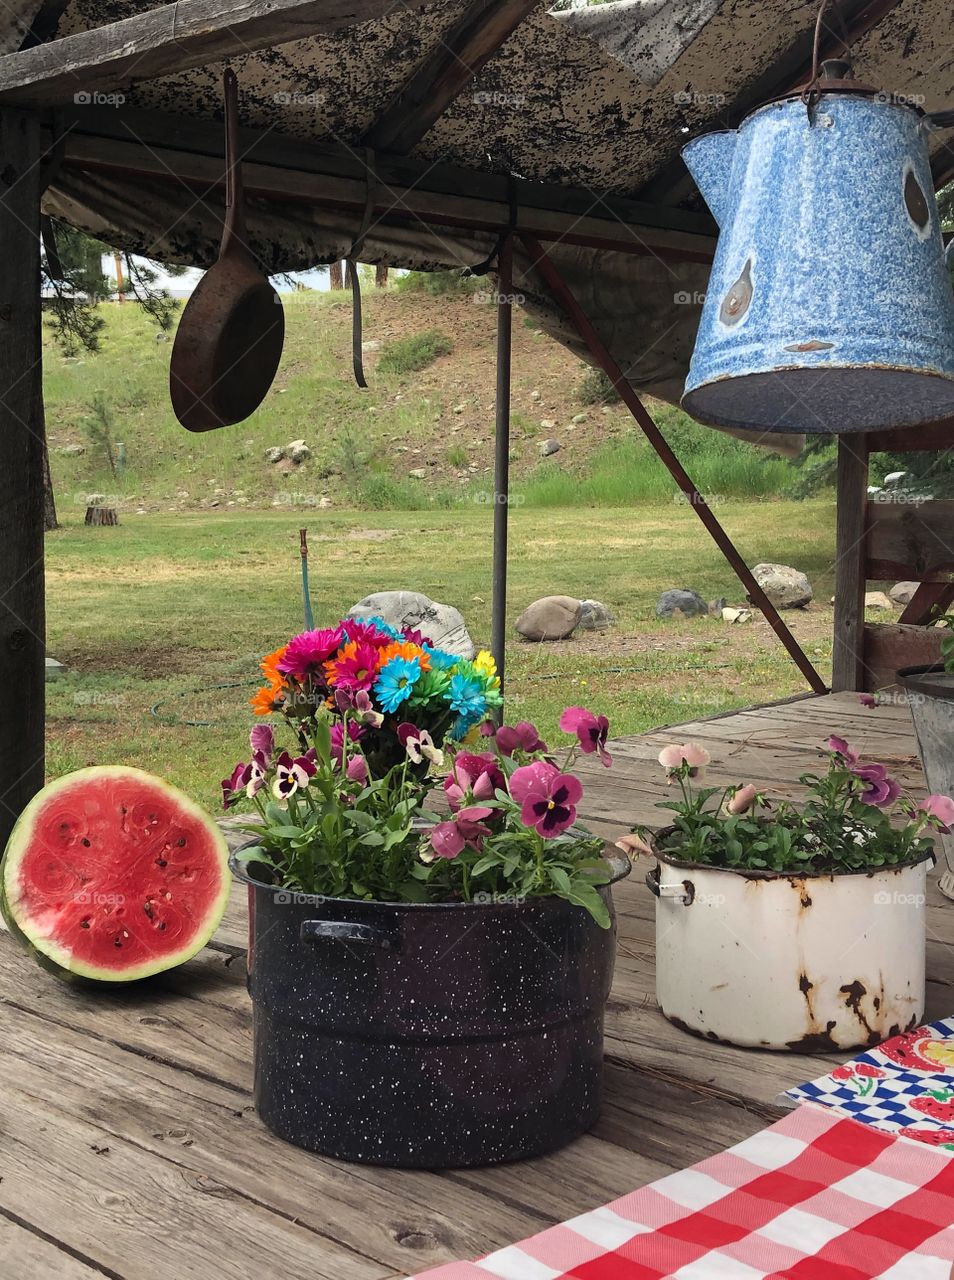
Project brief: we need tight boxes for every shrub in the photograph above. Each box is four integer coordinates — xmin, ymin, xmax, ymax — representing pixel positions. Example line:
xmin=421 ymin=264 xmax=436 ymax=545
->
xmin=576 ymin=366 xmax=621 ymax=405
xmin=377 ymin=330 xmax=453 ymax=375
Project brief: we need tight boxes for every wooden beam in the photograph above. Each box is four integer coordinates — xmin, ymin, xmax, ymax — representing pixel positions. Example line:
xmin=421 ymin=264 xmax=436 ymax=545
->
xmin=54 ymin=108 xmax=717 ymax=262
xmin=898 ymin=581 xmax=954 ymax=626
xmin=363 ymin=0 xmax=540 ymax=153
xmin=832 ymin=436 xmax=869 ymax=691
xmin=0 ymin=108 xmax=44 ymax=848
xmin=862 ymin=622 xmax=945 ymax=691
xmin=866 ymin=500 xmax=954 ymax=581
xmin=865 ymin=419 xmax=954 ymax=453
xmin=0 ymin=0 xmax=397 ymax=108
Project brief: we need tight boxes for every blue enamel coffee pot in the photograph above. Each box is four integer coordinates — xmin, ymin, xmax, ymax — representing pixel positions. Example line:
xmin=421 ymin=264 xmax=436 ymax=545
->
xmin=681 ymin=62 xmax=954 ymax=434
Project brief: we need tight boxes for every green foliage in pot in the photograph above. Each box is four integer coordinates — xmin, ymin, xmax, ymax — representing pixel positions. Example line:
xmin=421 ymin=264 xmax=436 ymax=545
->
xmin=627 ymin=737 xmax=954 ymax=876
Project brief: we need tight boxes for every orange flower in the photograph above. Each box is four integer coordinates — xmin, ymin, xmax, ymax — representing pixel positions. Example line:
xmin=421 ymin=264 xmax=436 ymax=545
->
xmin=377 ymin=640 xmax=431 ymax=671
xmin=250 ymin=681 xmax=285 ymax=716
xmin=260 ymin=645 xmax=288 ymax=686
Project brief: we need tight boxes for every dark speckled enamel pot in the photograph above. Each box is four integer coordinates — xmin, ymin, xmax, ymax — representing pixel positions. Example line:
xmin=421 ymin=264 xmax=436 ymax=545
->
xmin=232 ymin=851 xmax=630 ymax=1168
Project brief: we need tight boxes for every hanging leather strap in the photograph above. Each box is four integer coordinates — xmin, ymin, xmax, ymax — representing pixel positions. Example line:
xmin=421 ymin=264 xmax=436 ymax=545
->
xmin=345 ymin=147 xmax=377 ymax=388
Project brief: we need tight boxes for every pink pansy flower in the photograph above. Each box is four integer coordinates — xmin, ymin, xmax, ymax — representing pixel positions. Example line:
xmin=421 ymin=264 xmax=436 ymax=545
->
xmin=921 ymin=795 xmax=954 ymax=833
xmin=249 ymin=723 xmax=275 ymax=763
xmin=509 ymin=761 xmax=582 ymax=838
xmin=658 ymin=742 xmax=711 ymax=778
xmin=221 ymin=752 xmax=268 ymax=808
xmin=277 ymin=627 xmax=345 ymax=679
xmin=727 ymin=783 xmax=758 ymax=815
xmin=429 ymin=806 xmax=494 ymax=860
xmin=560 ymin=706 xmax=612 ymax=766
xmin=331 ymin=720 xmax=365 ymax=763
xmin=221 ymin=762 xmax=248 ymax=809
xmin=272 ymin=751 xmax=317 ymax=800
xmin=334 ymin=687 xmax=384 ymax=728
xmin=853 ymin=763 xmax=901 ymax=808
xmin=443 ymin=754 xmax=504 ymax=810
xmin=495 ymin=720 xmax=548 ymax=757
xmin=345 ymin=754 xmax=368 ymax=784
xmin=827 ymin=736 xmax=859 ymax=766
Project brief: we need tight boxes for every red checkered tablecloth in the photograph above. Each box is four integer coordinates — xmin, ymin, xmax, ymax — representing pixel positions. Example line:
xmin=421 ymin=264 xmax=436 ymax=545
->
xmin=407 ymin=1105 xmax=954 ymax=1279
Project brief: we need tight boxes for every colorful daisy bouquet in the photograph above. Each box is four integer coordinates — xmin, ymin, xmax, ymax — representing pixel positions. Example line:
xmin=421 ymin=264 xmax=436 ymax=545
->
xmin=623 ymin=734 xmax=954 ymax=875
xmin=250 ymin=616 xmax=502 ymax=774
xmin=225 ymin=663 xmax=618 ymax=923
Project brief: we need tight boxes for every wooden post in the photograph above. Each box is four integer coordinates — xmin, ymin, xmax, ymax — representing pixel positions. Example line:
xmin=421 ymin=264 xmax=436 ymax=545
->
xmin=832 ymin=436 xmax=870 ymax=692
xmin=0 ymin=109 xmax=44 ymax=848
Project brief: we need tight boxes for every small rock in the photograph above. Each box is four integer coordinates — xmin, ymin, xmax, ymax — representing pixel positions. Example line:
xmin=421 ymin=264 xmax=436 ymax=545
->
xmin=515 ymin=596 xmax=583 ymax=642
xmin=361 ymin=339 xmax=381 ymax=353
xmin=539 ymin=439 xmax=561 ymax=457
xmin=529 ymin=390 xmax=541 ymax=402
xmin=285 ymin=439 xmax=311 ymax=464
xmin=318 ymin=496 xmax=333 ymax=509
xmin=865 ymin=590 xmax=894 ymax=611
xmin=750 ymin=563 xmax=813 ymax=609
xmin=578 ymin=599 xmax=616 ymax=631
xmin=889 ymin=581 xmax=919 ymax=606
xmin=539 ymin=419 xmax=557 ymax=430
xmin=452 ymin=404 xmax=466 ymax=415
xmin=59 ymin=443 xmax=85 ymax=456
xmin=656 ymin=589 xmax=709 ymax=619
xmin=570 ymin=412 xmax=587 ymax=424
xmin=347 ymin=591 xmax=474 ymax=659
xmin=155 ymin=331 xmax=169 ymax=343
xmin=45 ymin=657 xmax=67 ymax=681
xmin=408 ymin=468 xmax=427 ymax=479
xmin=722 ymin=607 xmax=752 ymax=624
xmin=709 ymin=597 xmax=727 ymax=614
xmin=883 ymin=470 xmax=908 ymax=489
xmin=263 ymin=446 xmax=284 ymax=464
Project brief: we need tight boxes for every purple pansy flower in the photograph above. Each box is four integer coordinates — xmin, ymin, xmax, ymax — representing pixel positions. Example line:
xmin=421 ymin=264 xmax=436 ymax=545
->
xmin=509 ymin=761 xmax=582 ymax=838
xmin=853 ymin=763 xmax=901 ymax=808
xmin=429 ymin=805 xmax=494 ymax=860
xmin=495 ymin=720 xmax=548 ymax=757
xmin=560 ymin=706 xmax=612 ymax=767
xmin=272 ymin=751 xmax=317 ymax=800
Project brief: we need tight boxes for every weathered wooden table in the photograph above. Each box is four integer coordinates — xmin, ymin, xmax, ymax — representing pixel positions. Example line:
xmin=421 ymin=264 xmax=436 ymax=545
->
xmin=3 ymin=693 xmax=950 ymax=1278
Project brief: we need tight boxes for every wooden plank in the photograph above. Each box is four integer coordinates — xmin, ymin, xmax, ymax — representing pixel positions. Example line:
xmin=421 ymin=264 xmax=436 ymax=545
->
xmin=832 ymin=436 xmax=870 ymax=691
xmin=0 ymin=108 xmax=43 ymax=851
xmin=867 ymin=499 xmax=954 ymax=581
xmin=0 ymin=1212 xmax=103 ymax=1279
xmin=0 ymin=0 xmax=398 ymax=107
xmin=863 ymin=621 xmax=945 ymax=688
xmin=898 ymin=581 xmax=954 ymax=625
xmin=364 ymin=0 xmax=540 ymax=153
xmin=866 ymin=419 xmax=954 ymax=453
xmin=58 ymin=129 xmax=715 ymax=264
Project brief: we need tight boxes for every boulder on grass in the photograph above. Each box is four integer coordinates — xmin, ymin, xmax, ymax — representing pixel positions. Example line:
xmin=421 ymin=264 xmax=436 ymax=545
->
xmin=515 ymin=596 xmax=582 ymax=641
xmin=347 ymin=591 xmax=474 ymax=659
xmin=889 ymin=581 xmax=919 ymax=606
xmin=750 ymin=563 xmax=813 ymax=609
xmin=865 ymin=591 xmax=894 ymax=611
xmin=656 ymin=589 xmax=708 ymax=619
xmin=578 ymin=599 xmax=616 ymax=631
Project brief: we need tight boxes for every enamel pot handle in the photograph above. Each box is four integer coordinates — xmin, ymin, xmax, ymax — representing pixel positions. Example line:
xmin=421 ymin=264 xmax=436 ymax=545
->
xmin=645 ymin=866 xmax=695 ymax=905
xmin=300 ymin=919 xmax=397 ymax=949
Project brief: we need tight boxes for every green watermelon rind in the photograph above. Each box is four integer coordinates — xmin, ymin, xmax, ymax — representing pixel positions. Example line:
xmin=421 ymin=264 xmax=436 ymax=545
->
xmin=1 ymin=765 xmax=231 ymax=983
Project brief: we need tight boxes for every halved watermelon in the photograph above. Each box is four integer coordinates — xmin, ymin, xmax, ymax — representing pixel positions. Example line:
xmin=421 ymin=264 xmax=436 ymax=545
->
xmin=1 ymin=766 xmax=230 ymax=982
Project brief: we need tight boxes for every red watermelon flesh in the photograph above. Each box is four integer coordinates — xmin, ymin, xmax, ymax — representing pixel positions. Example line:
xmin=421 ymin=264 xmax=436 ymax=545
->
xmin=1 ymin=767 xmax=230 ymax=981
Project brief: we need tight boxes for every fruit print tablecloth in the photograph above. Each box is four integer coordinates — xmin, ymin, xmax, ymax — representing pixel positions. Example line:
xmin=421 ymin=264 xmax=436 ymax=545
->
xmin=785 ymin=1017 xmax=954 ymax=1151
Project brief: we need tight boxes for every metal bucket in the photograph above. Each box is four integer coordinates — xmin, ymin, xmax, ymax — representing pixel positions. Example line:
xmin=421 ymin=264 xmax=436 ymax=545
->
xmin=681 ymin=91 xmax=954 ymax=433
xmin=648 ymin=843 xmax=931 ymax=1051
xmin=899 ymin=664 xmax=954 ymax=901
xmin=233 ymin=851 xmax=629 ymax=1167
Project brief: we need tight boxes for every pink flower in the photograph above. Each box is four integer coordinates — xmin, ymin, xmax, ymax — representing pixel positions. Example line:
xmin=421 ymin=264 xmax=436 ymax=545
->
xmin=429 ymin=806 xmax=494 ymax=859
xmin=658 ymin=742 xmax=710 ymax=778
xmin=277 ymin=627 xmax=345 ymax=679
xmin=560 ymin=706 xmax=612 ymax=766
xmin=342 ymin=619 xmax=392 ymax=648
xmin=827 ymin=736 xmax=859 ymax=766
xmin=331 ymin=720 xmax=365 ymax=763
xmin=509 ymin=761 xmax=582 ymax=838
xmin=221 ymin=762 xmax=248 ymax=809
xmin=921 ymin=795 xmax=954 ymax=833
xmin=221 ymin=752 xmax=268 ymax=807
xmin=853 ymin=763 xmax=901 ymax=808
xmin=398 ymin=723 xmax=443 ymax=766
xmin=249 ymin=723 xmax=274 ymax=763
xmin=727 ymin=784 xmax=758 ymax=815
xmin=444 ymin=754 xmax=504 ymax=810
xmin=859 ymin=693 xmax=878 ymax=709
xmin=334 ymin=687 xmax=384 ymax=728
xmin=494 ymin=720 xmax=547 ymax=757
xmin=345 ymin=754 xmax=368 ymax=784
xmin=325 ymin=640 xmax=380 ymax=692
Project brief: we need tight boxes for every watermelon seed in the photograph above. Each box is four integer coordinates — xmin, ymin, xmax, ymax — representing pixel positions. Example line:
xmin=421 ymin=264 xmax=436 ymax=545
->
xmin=81 ymin=838 xmax=91 ymax=847
xmin=155 ymin=857 xmax=167 ymax=868
xmin=80 ymin=918 xmax=90 ymax=929
xmin=177 ymin=837 xmax=186 ymax=847
xmin=158 ymin=922 xmax=166 ymax=931
xmin=143 ymin=901 xmax=154 ymax=919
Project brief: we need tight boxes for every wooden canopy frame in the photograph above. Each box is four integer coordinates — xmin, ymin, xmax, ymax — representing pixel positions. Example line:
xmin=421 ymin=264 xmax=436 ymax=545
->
xmin=1 ymin=0 xmax=952 ymax=847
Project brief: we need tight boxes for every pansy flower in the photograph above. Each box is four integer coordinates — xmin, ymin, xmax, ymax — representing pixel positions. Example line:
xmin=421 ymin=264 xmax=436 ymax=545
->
xmin=920 ymin=794 xmax=954 ymax=832
xmin=427 ymin=806 xmax=494 ymax=860
xmin=272 ymin=751 xmax=317 ymax=800
xmin=249 ymin=723 xmax=275 ymax=763
xmin=494 ymin=720 xmax=548 ymax=757
xmin=853 ymin=763 xmax=901 ymax=808
xmin=375 ymin=656 xmax=421 ymax=713
xmin=827 ymin=736 xmax=859 ymax=766
xmin=509 ymin=761 xmax=582 ymax=838
xmin=331 ymin=720 xmax=365 ymax=762
xmin=658 ymin=742 xmax=710 ymax=779
xmin=332 ymin=687 xmax=384 ymax=727
xmin=277 ymin=627 xmax=345 ymax=679
xmin=397 ymin=722 xmax=444 ymax=766
xmin=345 ymin=754 xmax=368 ymax=784
xmin=560 ymin=706 xmax=612 ymax=767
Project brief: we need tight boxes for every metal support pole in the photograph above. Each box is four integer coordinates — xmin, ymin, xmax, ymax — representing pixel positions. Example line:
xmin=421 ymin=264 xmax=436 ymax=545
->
xmin=490 ymin=234 xmax=513 ymax=710
xmin=520 ymin=232 xmax=828 ymax=697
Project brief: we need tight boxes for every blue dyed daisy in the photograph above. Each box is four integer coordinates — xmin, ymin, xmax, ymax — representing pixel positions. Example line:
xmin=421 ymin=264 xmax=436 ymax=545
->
xmin=424 ymin=645 xmax=459 ymax=671
xmin=375 ymin=656 xmax=421 ymax=712
xmin=448 ymin=673 xmax=487 ymax=725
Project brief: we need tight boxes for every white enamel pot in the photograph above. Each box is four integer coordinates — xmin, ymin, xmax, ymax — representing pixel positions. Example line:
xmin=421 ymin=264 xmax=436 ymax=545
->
xmin=648 ymin=837 xmax=933 ymax=1051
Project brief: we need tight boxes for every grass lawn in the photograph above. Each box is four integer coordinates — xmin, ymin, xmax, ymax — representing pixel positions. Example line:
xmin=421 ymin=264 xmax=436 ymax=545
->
xmin=46 ymin=501 xmax=840 ymax=814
